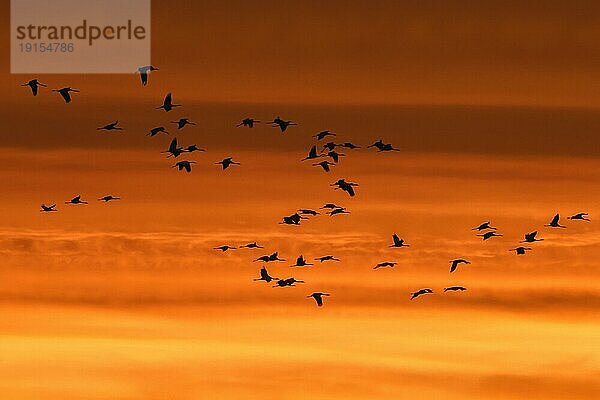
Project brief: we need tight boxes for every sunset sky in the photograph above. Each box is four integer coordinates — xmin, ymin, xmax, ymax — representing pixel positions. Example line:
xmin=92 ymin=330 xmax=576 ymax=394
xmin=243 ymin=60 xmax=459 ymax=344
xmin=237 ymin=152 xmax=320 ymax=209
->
xmin=1 ymin=1 xmax=599 ymax=399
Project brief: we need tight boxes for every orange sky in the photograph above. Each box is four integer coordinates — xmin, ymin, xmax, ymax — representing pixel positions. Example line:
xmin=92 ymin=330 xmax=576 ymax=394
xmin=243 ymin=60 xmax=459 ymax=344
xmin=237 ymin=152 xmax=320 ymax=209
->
xmin=1 ymin=1 xmax=599 ymax=399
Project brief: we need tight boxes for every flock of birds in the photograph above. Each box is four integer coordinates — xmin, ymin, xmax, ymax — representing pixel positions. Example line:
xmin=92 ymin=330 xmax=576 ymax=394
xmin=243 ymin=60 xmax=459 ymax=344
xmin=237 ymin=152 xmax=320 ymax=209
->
xmin=22 ymin=69 xmax=592 ymax=307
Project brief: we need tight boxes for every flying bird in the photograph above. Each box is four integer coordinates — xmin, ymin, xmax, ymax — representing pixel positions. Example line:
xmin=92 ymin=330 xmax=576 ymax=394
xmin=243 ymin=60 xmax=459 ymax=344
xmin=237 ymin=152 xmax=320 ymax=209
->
xmin=65 ymin=195 xmax=87 ymax=205
xmin=21 ymin=79 xmax=46 ymax=96
xmin=313 ymin=131 xmax=336 ymax=140
xmin=302 ymin=145 xmax=321 ymax=161
xmin=567 ymin=212 xmax=590 ymax=222
xmin=162 ymin=138 xmax=185 ymax=158
xmin=368 ymin=140 xmax=399 ymax=152
xmin=237 ymin=118 xmax=260 ymax=128
xmin=137 ymin=65 xmax=159 ymax=86
xmin=320 ymin=203 xmax=341 ymax=210
xmin=53 ymin=87 xmax=79 ymax=103
xmin=328 ymin=207 xmax=350 ymax=216
xmin=97 ymin=120 xmax=123 ymax=131
xmin=545 ymin=214 xmax=566 ymax=228
xmin=280 ymin=213 xmax=306 ymax=225
xmin=173 ymin=160 xmax=196 ymax=173
xmin=268 ymin=117 xmax=297 ymax=132
xmin=183 ymin=144 xmax=206 ymax=153
xmin=477 ymin=231 xmax=503 ymax=240
xmin=325 ymin=151 xmax=345 ymax=163
xmin=98 ymin=195 xmax=120 ymax=202
xmin=444 ymin=286 xmax=467 ymax=292
xmin=156 ymin=93 xmax=181 ymax=112
xmin=214 ymin=245 xmax=237 ymax=252
xmin=313 ymin=160 xmax=335 ymax=172
xmin=339 ymin=142 xmax=361 ymax=149
xmin=253 ymin=267 xmax=278 ymax=283
xmin=389 ymin=234 xmax=409 ymax=248
xmin=240 ymin=242 xmax=264 ymax=249
xmin=373 ymin=261 xmax=397 ymax=270
xmin=215 ymin=157 xmax=240 ymax=170
xmin=298 ymin=209 xmax=319 ymax=216
xmin=254 ymin=252 xmax=286 ymax=262
xmin=331 ymin=179 xmax=358 ymax=197
xmin=308 ymin=292 xmax=330 ymax=306
xmin=410 ymin=288 xmax=433 ymax=300
xmin=40 ymin=204 xmax=57 ymax=212
xmin=273 ymin=278 xmax=304 ymax=287
xmin=171 ymin=118 xmax=195 ymax=129
xmin=472 ymin=221 xmax=497 ymax=231
xmin=522 ymin=231 xmax=544 ymax=243
xmin=315 ymin=255 xmax=340 ymax=262
xmin=147 ymin=126 xmax=169 ymax=137
xmin=449 ymin=259 xmax=470 ymax=273
xmin=322 ymin=142 xmax=338 ymax=152
xmin=510 ymin=246 xmax=532 ymax=255
xmin=291 ymin=255 xmax=313 ymax=267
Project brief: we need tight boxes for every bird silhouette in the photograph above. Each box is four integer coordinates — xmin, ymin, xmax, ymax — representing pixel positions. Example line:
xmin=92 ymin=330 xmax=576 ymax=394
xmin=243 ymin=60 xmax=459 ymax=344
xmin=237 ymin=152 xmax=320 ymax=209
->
xmin=331 ymin=179 xmax=358 ymax=197
xmin=65 ymin=195 xmax=87 ymax=205
xmin=328 ymin=207 xmax=350 ymax=216
xmin=298 ymin=209 xmax=319 ymax=216
xmin=308 ymin=292 xmax=330 ymax=306
xmin=162 ymin=138 xmax=185 ymax=158
xmin=510 ymin=246 xmax=532 ymax=255
xmin=268 ymin=117 xmax=297 ymax=132
xmin=313 ymin=160 xmax=336 ymax=172
xmin=522 ymin=231 xmax=544 ymax=243
xmin=449 ymin=259 xmax=470 ymax=273
xmin=477 ymin=231 xmax=503 ymax=240
xmin=444 ymin=286 xmax=467 ymax=292
xmin=183 ymin=144 xmax=206 ymax=153
xmin=410 ymin=288 xmax=433 ymax=299
xmin=237 ymin=118 xmax=260 ymax=128
xmin=367 ymin=140 xmax=399 ymax=152
xmin=97 ymin=120 xmax=123 ymax=131
xmin=137 ymin=65 xmax=159 ymax=86
xmin=302 ymin=145 xmax=322 ymax=161
xmin=156 ymin=93 xmax=181 ymax=111
xmin=53 ymin=87 xmax=79 ymax=103
xmin=567 ymin=212 xmax=590 ymax=222
xmin=147 ymin=126 xmax=169 ymax=137
xmin=313 ymin=131 xmax=336 ymax=140
xmin=280 ymin=213 xmax=306 ymax=225
xmin=98 ymin=195 xmax=120 ymax=202
xmin=472 ymin=221 xmax=497 ymax=231
xmin=339 ymin=142 xmax=361 ymax=149
xmin=254 ymin=267 xmax=278 ymax=283
xmin=389 ymin=234 xmax=409 ymax=248
xmin=254 ymin=252 xmax=286 ymax=262
xmin=40 ymin=204 xmax=57 ymax=212
xmin=322 ymin=142 xmax=338 ymax=152
xmin=240 ymin=242 xmax=264 ymax=249
xmin=214 ymin=245 xmax=237 ymax=252
xmin=321 ymin=203 xmax=341 ymax=210
xmin=291 ymin=255 xmax=313 ymax=267
xmin=315 ymin=255 xmax=340 ymax=262
xmin=374 ymin=261 xmax=397 ymax=269
xmin=21 ymin=79 xmax=46 ymax=96
xmin=171 ymin=118 xmax=195 ymax=129
xmin=273 ymin=278 xmax=304 ymax=287
xmin=545 ymin=213 xmax=566 ymax=228
xmin=173 ymin=160 xmax=196 ymax=173
xmin=377 ymin=143 xmax=400 ymax=152
xmin=325 ymin=151 xmax=345 ymax=163
xmin=215 ymin=157 xmax=240 ymax=170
